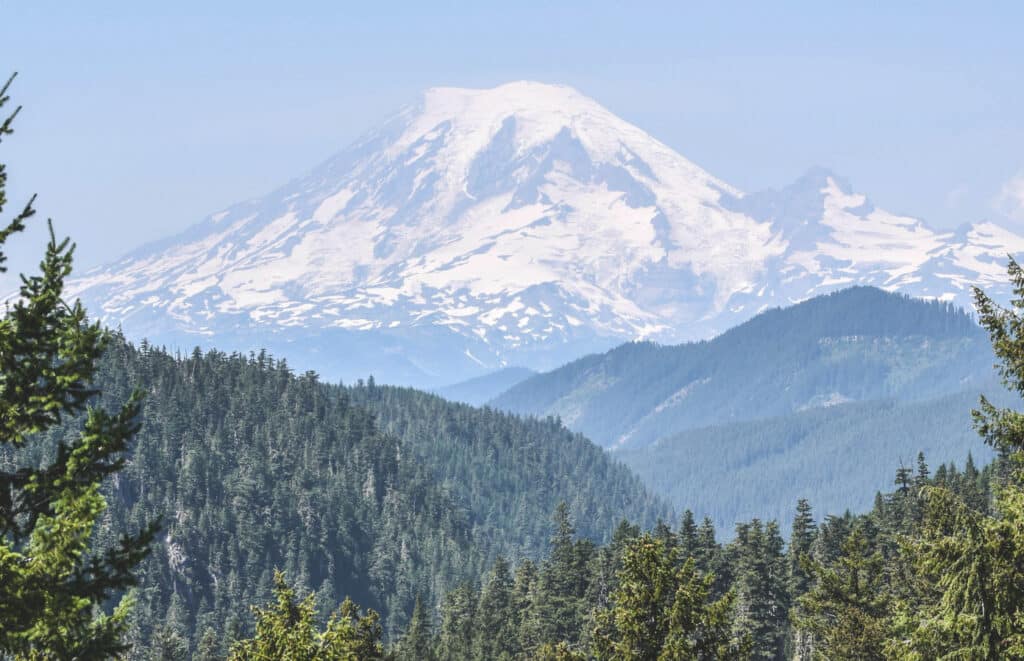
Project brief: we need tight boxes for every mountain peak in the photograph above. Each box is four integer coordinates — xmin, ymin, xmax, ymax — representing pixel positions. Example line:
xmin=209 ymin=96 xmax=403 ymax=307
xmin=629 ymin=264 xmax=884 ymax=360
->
xmin=793 ymin=166 xmax=854 ymax=194
xmin=422 ymin=81 xmax=592 ymax=108
xmin=68 ymin=83 xmax=1024 ymax=386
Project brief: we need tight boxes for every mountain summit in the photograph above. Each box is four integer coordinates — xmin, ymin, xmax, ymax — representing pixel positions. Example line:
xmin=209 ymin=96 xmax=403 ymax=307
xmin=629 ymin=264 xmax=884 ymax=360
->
xmin=69 ymin=82 xmax=1024 ymax=386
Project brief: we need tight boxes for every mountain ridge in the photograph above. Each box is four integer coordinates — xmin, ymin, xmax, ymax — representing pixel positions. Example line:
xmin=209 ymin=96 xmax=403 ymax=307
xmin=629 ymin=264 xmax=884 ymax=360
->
xmin=489 ymin=287 xmax=994 ymax=449
xmin=65 ymin=81 xmax=1024 ymax=386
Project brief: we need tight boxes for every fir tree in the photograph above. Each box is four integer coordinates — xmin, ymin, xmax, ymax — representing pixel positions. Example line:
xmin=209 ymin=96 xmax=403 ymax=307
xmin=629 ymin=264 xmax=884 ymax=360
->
xmin=795 ymin=524 xmax=890 ymax=660
xmin=730 ymin=520 xmax=789 ymax=660
xmin=227 ymin=570 xmax=384 ymax=659
xmin=437 ymin=583 xmax=478 ymax=661
xmin=889 ymin=260 xmax=1024 ymax=658
xmin=473 ymin=556 xmax=517 ymax=660
xmin=593 ymin=533 xmax=747 ymax=660
xmin=395 ymin=594 xmax=435 ymax=661
xmin=0 ymin=72 xmax=157 ymax=658
xmin=787 ymin=499 xmax=816 ymax=661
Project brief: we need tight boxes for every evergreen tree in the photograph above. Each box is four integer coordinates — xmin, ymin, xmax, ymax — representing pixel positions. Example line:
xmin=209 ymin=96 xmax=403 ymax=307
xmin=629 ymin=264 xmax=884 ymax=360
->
xmin=0 ymin=72 xmax=156 ymax=658
xmin=195 ymin=626 xmax=224 ymax=661
xmin=473 ymin=556 xmax=517 ymax=660
xmin=795 ymin=524 xmax=890 ymax=660
xmin=677 ymin=510 xmax=699 ymax=561
xmin=227 ymin=570 xmax=384 ymax=660
xmin=730 ymin=520 xmax=788 ymax=660
xmin=530 ymin=503 xmax=590 ymax=647
xmin=593 ymin=533 xmax=746 ymax=660
xmin=395 ymin=594 xmax=435 ymax=661
xmin=146 ymin=626 xmax=190 ymax=661
xmin=788 ymin=500 xmax=816 ymax=596
xmin=535 ymin=640 xmax=588 ymax=660
xmin=787 ymin=499 xmax=816 ymax=660
xmin=437 ymin=583 xmax=478 ymax=661
xmin=888 ymin=260 xmax=1024 ymax=658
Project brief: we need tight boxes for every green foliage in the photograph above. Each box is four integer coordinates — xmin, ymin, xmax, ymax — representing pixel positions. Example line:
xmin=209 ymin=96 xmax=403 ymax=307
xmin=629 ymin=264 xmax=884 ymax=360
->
xmin=26 ymin=335 xmax=664 ymax=651
xmin=593 ymin=534 xmax=747 ymax=660
xmin=534 ymin=640 xmax=588 ymax=660
xmin=473 ymin=556 xmax=518 ymax=660
xmin=0 ymin=72 xmax=155 ymax=658
xmin=882 ymin=264 xmax=1024 ymax=659
xmin=394 ymin=595 xmax=435 ymax=661
xmin=494 ymin=286 xmax=991 ymax=449
xmin=437 ymin=583 xmax=477 ymax=661
xmin=227 ymin=570 xmax=384 ymax=660
xmin=730 ymin=521 xmax=788 ymax=660
xmin=347 ymin=383 xmax=668 ymax=554
xmin=795 ymin=523 xmax=890 ymax=660
xmin=620 ymin=389 xmax=998 ymax=533
xmin=973 ymin=258 xmax=1024 ymax=456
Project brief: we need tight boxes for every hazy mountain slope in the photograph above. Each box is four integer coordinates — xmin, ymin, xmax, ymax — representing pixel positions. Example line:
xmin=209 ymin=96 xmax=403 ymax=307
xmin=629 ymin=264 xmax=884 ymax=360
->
xmin=434 ymin=366 xmax=536 ymax=405
xmin=490 ymin=287 xmax=994 ymax=448
xmin=29 ymin=339 xmax=666 ymax=648
xmin=345 ymin=382 xmax=666 ymax=546
xmin=66 ymin=82 xmax=1024 ymax=387
xmin=617 ymin=387 xmax=1007 ymax=533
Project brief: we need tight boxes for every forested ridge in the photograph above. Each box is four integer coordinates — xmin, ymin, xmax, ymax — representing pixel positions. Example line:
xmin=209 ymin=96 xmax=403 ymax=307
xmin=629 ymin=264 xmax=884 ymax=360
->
xmin=492 ymin=287 xmax=992 ymax=449
xmin=619 ymin=387 xmax=1004 ymax=530
xmin=405 ymin=453 xmax=997 ymax=660
xmin=346 ymin=382 xmax=665 ymax=555
xmin=8 ymin=338 xmax=666 ymax=655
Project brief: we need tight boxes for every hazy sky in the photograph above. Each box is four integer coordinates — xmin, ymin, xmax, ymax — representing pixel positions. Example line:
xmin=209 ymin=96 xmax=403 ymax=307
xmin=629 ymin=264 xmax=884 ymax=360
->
xmin=2 ymin=2 xmax=1023 ymax=292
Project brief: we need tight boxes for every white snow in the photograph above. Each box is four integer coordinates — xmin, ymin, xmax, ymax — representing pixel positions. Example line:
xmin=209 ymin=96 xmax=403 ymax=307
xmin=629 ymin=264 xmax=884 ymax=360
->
xmin=66 ymin=82 xmax=1024 ymax=372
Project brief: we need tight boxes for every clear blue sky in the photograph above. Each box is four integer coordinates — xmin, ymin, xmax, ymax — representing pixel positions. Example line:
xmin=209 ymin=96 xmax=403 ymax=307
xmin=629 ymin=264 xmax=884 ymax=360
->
xmin=2 ymin=1 xmax=1022 ymax=291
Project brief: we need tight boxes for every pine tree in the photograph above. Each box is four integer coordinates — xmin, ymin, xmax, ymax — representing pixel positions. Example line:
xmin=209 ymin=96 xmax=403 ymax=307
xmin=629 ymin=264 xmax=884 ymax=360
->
xmin=889 ymin=260 xmax=1024 ymax=658
xmin=730 ymin=520 xmax=788 ymax=660
xmin=972 ymin=259 xmax=1024 ymax=457
xmin=473 ymin=556 xmax=517 ymax=660
xmin=147 ymin=625 xmax=190 ymax=661
xmin=593 ymin=533 xmax=746 ymax=660
xmin=0 ymin=72 xmax=157 ymax=658
xmin=677 ymin=510 xmax=699 ymax=561
xmin=437 ymin=583 xmax=478 ymax=661
xmin=795 ymin=524 xmax=890 ymax=660
xmin=395 ymin=594 xmax=435 ymax=661
xmin=788 ymin=499 xmax=816 ymax=660
xmin=789 ymin=500 xmax=816 ymax=597
xmin=535 ymin=640 xmax=588 ymax=660
xmin=531 ymin=503 xmax=588 ymax=647
xmin=227 ymin=570 xmax=384 ymax=659
xmin=195 ymin=626 xmax=224 ymax=661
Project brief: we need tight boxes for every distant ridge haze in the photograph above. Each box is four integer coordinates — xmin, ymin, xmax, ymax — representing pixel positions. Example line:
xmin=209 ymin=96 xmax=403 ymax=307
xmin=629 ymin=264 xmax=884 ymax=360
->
xmin=66 ymin=82 xmax=1024 ymax=386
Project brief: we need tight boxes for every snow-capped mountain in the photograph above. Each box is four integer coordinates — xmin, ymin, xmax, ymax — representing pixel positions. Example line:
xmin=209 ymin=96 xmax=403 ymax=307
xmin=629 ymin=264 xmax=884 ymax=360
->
xmin=68 ymin=81 xmax=1024 ymax=387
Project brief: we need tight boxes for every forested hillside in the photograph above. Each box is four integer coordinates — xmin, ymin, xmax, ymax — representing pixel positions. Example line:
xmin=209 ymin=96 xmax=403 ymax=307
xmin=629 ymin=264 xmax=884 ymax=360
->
xmin=407 ymin=453 xmax=998 ymax=660
xmin=13 ymin=339 xmax=666 ymax=653
xmin=619 ymin=388 xmax=1004 ymax=530
xmin=346 ymin=382 xmax=664 ymax=552
xmin=492 ymin=287 xmax=991 ymax=449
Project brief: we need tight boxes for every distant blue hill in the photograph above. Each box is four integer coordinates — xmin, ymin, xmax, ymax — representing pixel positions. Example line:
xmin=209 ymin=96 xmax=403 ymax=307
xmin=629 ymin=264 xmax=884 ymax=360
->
xmin=490 ymin=287 xmax=993 ymax=450
xmin=434 ymin=366 xmax=536 ymax=406
xmin=618 ymin=387 xmax=1005 ymax=534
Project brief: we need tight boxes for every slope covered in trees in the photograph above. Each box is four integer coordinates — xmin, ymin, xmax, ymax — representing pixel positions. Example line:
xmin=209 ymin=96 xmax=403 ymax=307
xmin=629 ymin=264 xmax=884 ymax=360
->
xmin=346 ymin=382 xmax=665 ymax=554
xmin=23 ymin=339 xmax=666 ymax=654
xmin=392 ymin=454 xmax=997 ymax=660
xmin=394 ymin=265 xmax=1024 ymax=660
xmin=618 ymin=387 xmax=1005 ymax=531
xmin=491 ymin=287 xmax=991 ymax=449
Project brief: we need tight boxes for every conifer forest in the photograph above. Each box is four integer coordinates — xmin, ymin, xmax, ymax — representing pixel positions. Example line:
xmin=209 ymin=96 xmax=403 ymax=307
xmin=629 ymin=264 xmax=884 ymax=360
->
xmin=5 ymin=10 xmax=1024 ymax=658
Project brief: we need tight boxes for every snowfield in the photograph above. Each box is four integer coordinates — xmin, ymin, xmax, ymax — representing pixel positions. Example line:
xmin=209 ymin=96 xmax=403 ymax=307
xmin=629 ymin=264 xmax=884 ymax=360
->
xmin=67 ymin=82 xmax=1024 ymax=386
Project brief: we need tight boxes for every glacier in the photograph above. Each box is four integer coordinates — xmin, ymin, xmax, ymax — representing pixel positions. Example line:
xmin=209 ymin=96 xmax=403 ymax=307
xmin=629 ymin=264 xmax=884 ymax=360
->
xmin=66 ymin=81 xmax=1024 ymax=387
